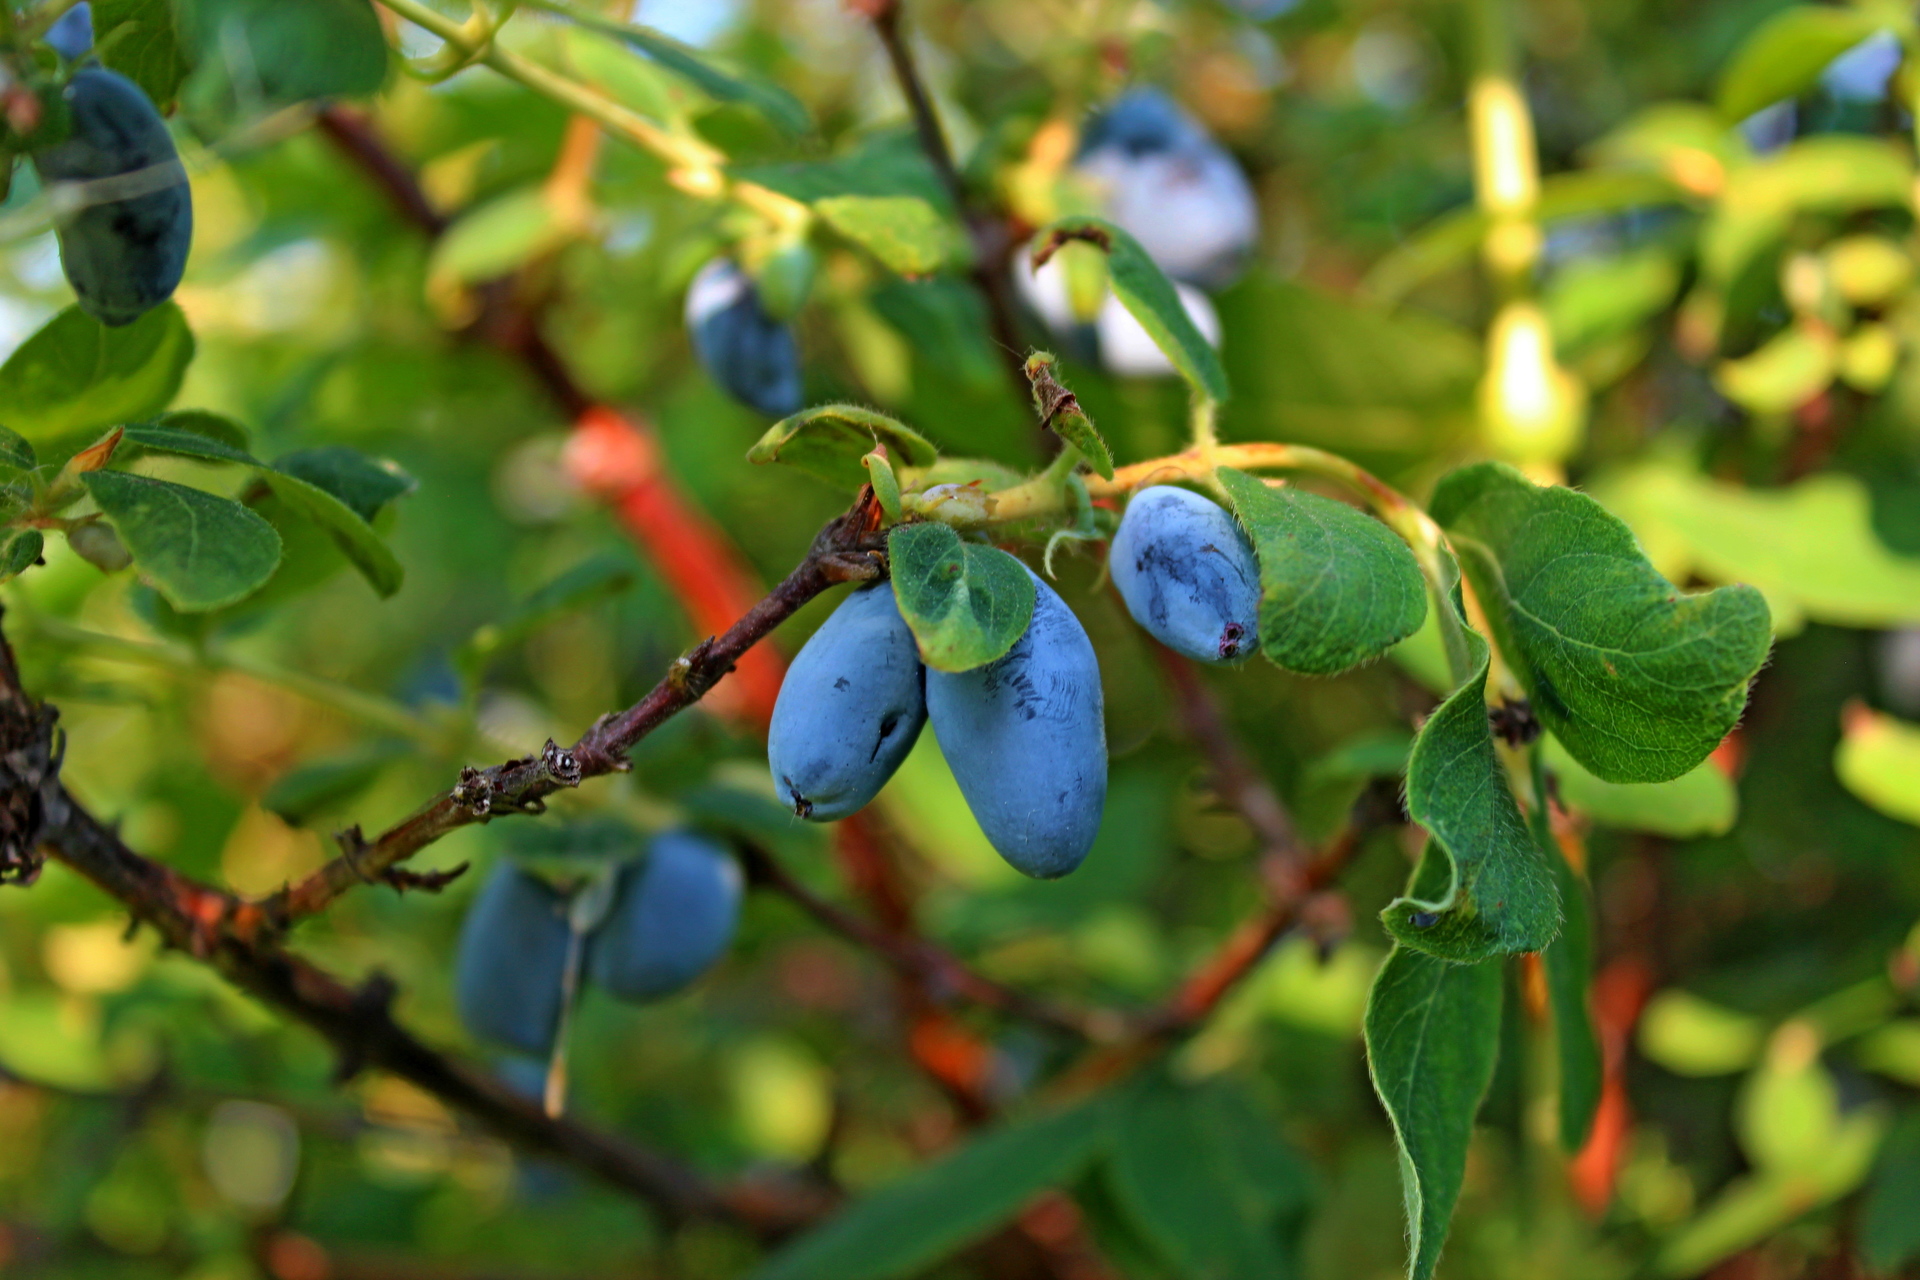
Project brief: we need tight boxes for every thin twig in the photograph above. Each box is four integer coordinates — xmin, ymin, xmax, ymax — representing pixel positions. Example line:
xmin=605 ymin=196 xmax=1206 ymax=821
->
xmin=739 ymin=840 xmax=1107 ymax=1043
xmin=259 ymin=500 xmax=887 ymax=930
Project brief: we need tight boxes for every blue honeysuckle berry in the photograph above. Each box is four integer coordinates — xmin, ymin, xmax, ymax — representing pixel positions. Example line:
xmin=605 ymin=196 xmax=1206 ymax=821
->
xmin=45 ymin=2 xmax=92 ymax=60
xmin=685 ymin=256 xmax=804 ymax=418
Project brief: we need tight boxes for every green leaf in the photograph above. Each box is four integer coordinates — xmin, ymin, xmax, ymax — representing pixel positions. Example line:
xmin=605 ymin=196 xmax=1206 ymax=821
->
xmin=145 ymin=409 xmax=251 ymax=452
xmin=272 ymin=447 xmax=415 ymax=524
xmin=81 ymin=471 xmax=280 ymax=610
xmin=0 ymin=529 xmax=43 ymax=585
xmin=534 ymin=0 xmax=810 ymax=135
xmin=1032 ymin=216 xmax=1229 ymax=403
xmin=1215 ymin=468 xmax=1427 ymax=676
xmin=176 ymin=0 xmax=387 ymax=106
xmin=751 ymin=1100 xmax=1110 ymax=1280
xmin=862 ymin=450 xmax=902 ymax=522
xmin=1364 ymin=898 xmax=1503 ymax=1280
xmin=1544 ymin=246 xmax=1683 ymax=360
xmin=454 ymin=553 xmax=636 ymax=688
xmin=93 ymin=0 xmax=195 ymax=106
xmin=1836 ymin=706 xmax=1920 ymax=828
xmin=0 ymin=304 xmax=194 ymax=441
xmin=1715 ymin=324 xmax=1835 ymax=416
xmin=1386 ymin=623 xmax=1561 ymax=960
xmin=748 ymin=404 xmax=937 ymax=489
xmin=260 ymin=471 xmax=401 ymax=598
xmin=1715 ymin=7 xmax=1883 ymax=124
xmin=814 ymin=196 xmax=962 ymax=276
xmin=1105 ymin=1075 xmax=1311 ymax=1280
xmin=735 ymin=132 xmax=948 ymax=208
xmin=1863 ymin=1112 xmax=1920 ymax=1275
xmin=263 ymin=742 xmax=411 ymax=827
xmin=430 ymin=187 xmax=575 ymax=284
xmin=1532 ymin=762 xmax=1600 ymax=1153
xmin=887 ymin=523 xmax=1036 ymax=672
xmin=1637 ymin=990 xmax=1765 ymax=1077
xmin=0 ymin=426 xmax=36 ymax=473
xmin=1433 ymin=462 xmax=1772 ymax=784
xmin=1546 ymin=735 xmax=1737 ymax=837
xmin=119 ymin=424 xmax=260 ymax=467
xmin=1595 ymin=464 xmax=1920 ymax=632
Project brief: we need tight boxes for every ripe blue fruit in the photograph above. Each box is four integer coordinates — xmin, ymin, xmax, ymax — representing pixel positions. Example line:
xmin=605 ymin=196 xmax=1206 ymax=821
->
xmin=926 ymin=568 xmax=1107 ymax=879
xmin=30 ymin=68 xmax=192 ymax=326
xmin=587 ymin=831 xmax=742 ymax=1002
xmin=685 ymin=257 xmax=803 ymax=418
xmin=1075 ymin=88 xmax=1257 ymax=289
xmin=45 ymin=2 xmax=92 ymax=59
xmin=769 ymin=581 xmax=927 ymax=821
xmin=1110 ymin=485 xmax=1261 ymax=664
xmin=454 ymin=862 xmax=574 ymax=1056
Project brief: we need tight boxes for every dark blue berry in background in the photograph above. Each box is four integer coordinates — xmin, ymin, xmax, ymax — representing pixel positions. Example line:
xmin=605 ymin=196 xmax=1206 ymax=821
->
xmin=587 ymin=831 xmax=742 ymax=1002
xmin=769 ymin=580 xmax=926 ymax=822
xmin=1111 ymin=485 xmax=1262 ymax=664
xmin=454 ymin=862 xmax=575 ymax=1056
xmin=926 ymin=568 xmax=1107 ymax=880
xmin=31 ymin=67 xmax=193 ymax=326
xmin=45 ymin=2 xmax=92 ymax=59
xmin=1075 ymin=87 xmax=1258 ymax=289
xmin=685 ymin=257 xmax=804 ymax=418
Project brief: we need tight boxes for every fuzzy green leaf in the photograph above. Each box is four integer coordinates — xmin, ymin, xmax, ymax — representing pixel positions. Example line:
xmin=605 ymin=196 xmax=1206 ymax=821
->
xmin=82 ymin=471 xmax=279 ymax=610
xmin=1385 ymin=620 xmax=1561 ymax=960
xmin=119 ymin=424 xmax=260 ymax=467
xmin=1433 ymin=462 xmax=1772 ymax=784
xmin=749 ymin=404 xmax=938 ymax=489
xmin=1216 ymin=468 xmax=1427 ymax=676
xmin=752 ymin=1101 xmax=1110 ymax=1280
xmin=0 ymin=427 xmax=36 ymax=474
xmin=887 ymin=523 xmax=1035 ymax=672
xmin=1032 ymin=216 xmax=1229 ymax=403
xmin=0 ymin=304 xmax=193 ymax=441
xmin=0 ymin=529 xmax=43 ymax=584
xmin=1365 ymin=877 xmax=1504 ymax=1280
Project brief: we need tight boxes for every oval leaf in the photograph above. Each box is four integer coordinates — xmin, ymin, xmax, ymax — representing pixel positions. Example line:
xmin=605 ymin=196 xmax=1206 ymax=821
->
xmin=1216 ymin=468 xmax=1427 ymax=676
xmin=1384 ymin=624 xmax=1562 ymax=960
xmin=261 ymin=471 xmax=402 ymax=598
xmin=272 ymin=446 xmax=416 ymax=524
xmin=0 ymin=303 xmax=193 ymax=441
xmin=1032 ymin=216 xmax=1229 ymax=403
xmin=1433 ymin=462 xmax=1773 ymax=784
xmin=815 ymin=195 xmax=963 ymax=275
xmin=887 ymin=523 xmax=1035 ymax=672
xmin=119 ymin=424 xmax=260 ymax=467
xmin=749 ymin=404 xmax=937 ymax=489
xmin=1364 ymin=903 xmax=1503 ymax=1280
xmin=82 ymin=471 xmax=280 ymax=610
xmin=0 ymin=529 xmax=43 ymax=584
xmin=1716 ymin=7 xmax=1883 ymax=124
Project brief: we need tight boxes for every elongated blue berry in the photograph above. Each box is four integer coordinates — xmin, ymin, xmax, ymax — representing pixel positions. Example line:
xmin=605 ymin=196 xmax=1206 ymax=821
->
xmin=769 ymin=581 xmax=926 ymax=821
xmin=686 ymin=257 xmax=803 ymax=417
xmin=1110 ymin=485 xmax=1261 ymax=663
xmin=587 ymin=831 xmax=742 ymax=1002
xmin=31 ymin=68 xmax=192 ymax=326
xmin=926 ymin=569 xmax=1106 ymax=879
xmin=455 ymin=862 xmax=574 ymax=1056
xmin=45 ymin=3 xmax=91 ymax=59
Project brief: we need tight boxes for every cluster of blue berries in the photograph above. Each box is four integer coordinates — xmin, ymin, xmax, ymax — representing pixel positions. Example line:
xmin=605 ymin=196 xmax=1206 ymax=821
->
xmin=454 ymin=831 xmax=742 ymax=1056
xmin=765 ymin=482 xmax=1260 ymax=880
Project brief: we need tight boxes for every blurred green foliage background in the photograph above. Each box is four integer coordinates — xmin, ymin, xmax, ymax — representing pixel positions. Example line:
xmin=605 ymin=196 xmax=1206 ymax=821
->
xmin=3 ymin=0 xmax=1920 ymax=1277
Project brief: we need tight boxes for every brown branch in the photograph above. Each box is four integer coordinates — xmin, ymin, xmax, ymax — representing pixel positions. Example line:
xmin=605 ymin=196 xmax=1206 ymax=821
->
xmin=261 ymin=499 xmax=886 ymax=931
xmin=0 ymin=615 xmax=818 ymax=1238
xmin=739 ymin=840 xmax=1107 ymax=1043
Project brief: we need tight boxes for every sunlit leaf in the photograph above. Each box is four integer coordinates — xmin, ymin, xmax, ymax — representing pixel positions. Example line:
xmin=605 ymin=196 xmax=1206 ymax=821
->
xmin=748 ymin=404 xmax=937 ymax=489
xmin=1716 ymin=7 xmax=1883 ymax=124
xmin=0 ymin=304 xmax=193 ymax=441
xmin=1836 ymin=704 xmax=1920 ymax=828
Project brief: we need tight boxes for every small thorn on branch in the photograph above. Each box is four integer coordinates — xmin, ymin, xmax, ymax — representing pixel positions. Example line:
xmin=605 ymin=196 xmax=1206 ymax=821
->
xmin=540 ymin=738 xmax=583 ymax=787
xmin=332 ymin=824 xmax=379 ymax=882
xmin=382 ymin=861 xmax=471 ymax=895
xmin=452 ymin=766 xmax=495 ymax=818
